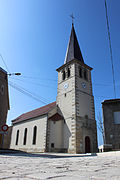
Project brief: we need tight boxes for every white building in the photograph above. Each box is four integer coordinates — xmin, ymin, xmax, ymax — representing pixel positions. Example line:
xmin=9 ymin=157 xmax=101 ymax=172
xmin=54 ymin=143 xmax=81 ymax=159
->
xmin=10 ymin=24 xmax=98 ymax=153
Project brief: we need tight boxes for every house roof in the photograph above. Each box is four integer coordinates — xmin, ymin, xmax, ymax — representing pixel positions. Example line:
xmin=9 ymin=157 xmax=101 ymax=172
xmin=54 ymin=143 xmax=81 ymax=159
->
xmin=64 ymin=23 xmax=84 ymax=64
xmin=12 ymin=101 xmax=56 ymax=124
xmin=0 ymin=67 xmax=7 ymax=74
xmin=48 ymin=113 xmax=64 ymax=121
xmin=102 ymin=99 xmax=120 ymax=105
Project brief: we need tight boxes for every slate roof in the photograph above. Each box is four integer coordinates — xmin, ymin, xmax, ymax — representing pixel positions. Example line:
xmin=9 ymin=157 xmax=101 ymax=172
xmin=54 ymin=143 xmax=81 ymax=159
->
xmin=64 ymin=23 xmax=84 ymax=64
xmin=12 ymin=101 xmax=56 ymax=124
xmin=0 ymin=67 xmax=7 ymax=74
xmin=102 ymin=99 xmax=120 ymax=104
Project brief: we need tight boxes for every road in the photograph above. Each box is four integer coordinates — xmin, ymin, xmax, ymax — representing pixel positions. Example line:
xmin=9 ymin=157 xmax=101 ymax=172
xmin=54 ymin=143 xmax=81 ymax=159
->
xmin=0 ymin=151 xmax=120 ymax=180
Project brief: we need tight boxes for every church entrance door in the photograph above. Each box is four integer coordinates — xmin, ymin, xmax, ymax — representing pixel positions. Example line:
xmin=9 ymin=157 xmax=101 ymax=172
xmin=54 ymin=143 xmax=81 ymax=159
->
xmin=85 ymin=136 xmax=91 ymax=153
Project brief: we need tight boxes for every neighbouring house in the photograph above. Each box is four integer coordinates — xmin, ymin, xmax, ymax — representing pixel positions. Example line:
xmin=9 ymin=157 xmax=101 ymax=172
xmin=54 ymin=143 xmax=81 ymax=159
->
xmin=10 ymin=23 xmax=98 ymax=153
xmin=102 ymin=99 xmax=120 ymax=151
xmin=0 ymin=67 xmax=10 ymax=149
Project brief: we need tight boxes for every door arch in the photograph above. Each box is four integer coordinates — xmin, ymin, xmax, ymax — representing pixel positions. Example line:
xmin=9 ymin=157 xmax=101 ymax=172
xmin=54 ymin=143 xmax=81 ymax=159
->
xmin=85 ymin=136 xmax=91 ymax=153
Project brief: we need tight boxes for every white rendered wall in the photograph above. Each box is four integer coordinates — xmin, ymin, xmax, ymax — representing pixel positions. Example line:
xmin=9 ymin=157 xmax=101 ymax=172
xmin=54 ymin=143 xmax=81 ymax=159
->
xmin=10 ymin=115 xmax=47 ymax=152
xmin=49 ymin=120 xmax=63 ymax=149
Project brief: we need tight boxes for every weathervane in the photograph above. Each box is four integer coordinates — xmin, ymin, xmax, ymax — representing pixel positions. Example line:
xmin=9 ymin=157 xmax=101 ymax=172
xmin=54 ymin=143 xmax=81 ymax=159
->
xmin=70 ymin=13 xmax=75 ymax=24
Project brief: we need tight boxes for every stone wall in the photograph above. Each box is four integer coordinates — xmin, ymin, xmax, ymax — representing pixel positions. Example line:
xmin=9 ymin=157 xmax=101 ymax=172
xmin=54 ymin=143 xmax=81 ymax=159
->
xmin=0 ymin=68 xmax=10 ymax=149
xmin=102 ymin=99 xmax=120 ymax=150
xmin=56 ymin=60 xmax=98 ymax=153
xmin=2 ymin=126 xmax=12 ymax=149
xmin=0 ymin=68 xmax=9 ymax=131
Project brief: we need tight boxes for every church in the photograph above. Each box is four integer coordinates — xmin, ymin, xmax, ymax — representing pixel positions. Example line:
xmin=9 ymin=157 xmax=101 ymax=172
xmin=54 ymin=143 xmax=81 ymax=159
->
xmin=10 ymin=23 xmax=98 ymax=153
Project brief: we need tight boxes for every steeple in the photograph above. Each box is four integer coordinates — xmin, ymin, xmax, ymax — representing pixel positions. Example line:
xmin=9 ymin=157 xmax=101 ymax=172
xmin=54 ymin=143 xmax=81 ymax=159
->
xmin=64 ymin=23 xmax=84 ymax=64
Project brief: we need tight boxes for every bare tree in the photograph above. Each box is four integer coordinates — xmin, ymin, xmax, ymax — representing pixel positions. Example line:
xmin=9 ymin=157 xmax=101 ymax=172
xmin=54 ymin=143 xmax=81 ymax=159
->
xmin=97 ymin=112 xmax=106 ymax=144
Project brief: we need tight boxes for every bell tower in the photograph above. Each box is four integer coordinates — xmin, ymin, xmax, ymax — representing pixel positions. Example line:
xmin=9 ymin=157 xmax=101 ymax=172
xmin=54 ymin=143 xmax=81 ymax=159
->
xmin=56 ymin=24 xmax=98 ymax=153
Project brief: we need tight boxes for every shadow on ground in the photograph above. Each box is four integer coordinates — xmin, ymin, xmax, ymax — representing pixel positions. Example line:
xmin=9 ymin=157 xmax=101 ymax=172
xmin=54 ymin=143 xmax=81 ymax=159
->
xmin=0 ymin=149 xmax=97 ymax=158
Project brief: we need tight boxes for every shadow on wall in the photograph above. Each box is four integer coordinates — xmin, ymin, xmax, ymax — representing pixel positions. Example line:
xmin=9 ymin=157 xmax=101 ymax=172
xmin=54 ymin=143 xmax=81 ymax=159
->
xmin=57 ymin=106 xmax=71 ymax=150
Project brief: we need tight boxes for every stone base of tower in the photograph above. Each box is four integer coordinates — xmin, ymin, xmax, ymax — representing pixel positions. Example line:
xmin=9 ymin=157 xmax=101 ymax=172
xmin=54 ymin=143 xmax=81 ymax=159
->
xmin=75 ymin=117 xmax=98 ymax=154
xmin=68 ymin=148 xmax=76 ymax=154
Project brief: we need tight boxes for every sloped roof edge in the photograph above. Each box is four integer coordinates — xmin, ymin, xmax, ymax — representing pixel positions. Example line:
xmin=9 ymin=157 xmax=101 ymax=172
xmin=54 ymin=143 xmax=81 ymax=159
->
xmin=12 ymin=101 xmax=56 ymax=124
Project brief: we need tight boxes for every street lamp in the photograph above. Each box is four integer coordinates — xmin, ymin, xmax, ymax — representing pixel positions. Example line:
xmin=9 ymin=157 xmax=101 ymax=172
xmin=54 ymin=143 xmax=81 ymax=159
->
xmin=7 ymin=73 xmax=21 ymax=76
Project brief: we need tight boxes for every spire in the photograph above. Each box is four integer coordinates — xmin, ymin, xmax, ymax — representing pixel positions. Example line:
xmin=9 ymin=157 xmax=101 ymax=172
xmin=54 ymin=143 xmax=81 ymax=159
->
xmin=64 ymin=24 xmax=84 ymax=64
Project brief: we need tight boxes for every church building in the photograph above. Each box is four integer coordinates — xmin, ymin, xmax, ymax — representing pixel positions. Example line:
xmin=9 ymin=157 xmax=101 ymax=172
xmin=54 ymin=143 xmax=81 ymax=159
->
xmin=10 ymin=24 xmax=98 ymax=153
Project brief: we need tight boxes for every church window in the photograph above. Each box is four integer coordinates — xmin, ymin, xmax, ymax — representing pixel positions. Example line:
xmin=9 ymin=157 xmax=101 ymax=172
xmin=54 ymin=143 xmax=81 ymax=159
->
xmin=15 ymin=130 xmax=19 ymax=145
xmin=23 ymin=128 xmax=27 ymax=145
xmin=62 ymin=71 xmax=66 ymax=80
xmin=67 ymin=68 xmax=70 ymax=78
xmin=114 ymin=111 xmax=120 ymax=124
xmin=84 ymin=69 xmax=88 ymax=80
xmin=51 ymin=143 xmax=54 ymax=148
xmin=85 ymin=115 xmax=88 ymax=119
xmin=33 ymin=126 xmax=37 ymax=145
xmin=79 ymin=67 xmax=82 ymax=78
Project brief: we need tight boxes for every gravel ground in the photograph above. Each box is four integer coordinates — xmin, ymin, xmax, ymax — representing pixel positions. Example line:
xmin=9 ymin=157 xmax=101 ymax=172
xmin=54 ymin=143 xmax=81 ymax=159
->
xmin=0 ymin=151 xmax=120 ymax=180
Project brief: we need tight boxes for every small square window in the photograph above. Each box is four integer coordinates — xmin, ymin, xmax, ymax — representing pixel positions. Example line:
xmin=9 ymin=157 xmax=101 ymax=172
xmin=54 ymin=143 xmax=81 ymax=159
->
xmin=79 ymin=67 xmax=82 ymax=78
xmin=114 ymin=111 xmax=120 ymax=124
xmin=51 ymin=143 xmax=54 ymax=148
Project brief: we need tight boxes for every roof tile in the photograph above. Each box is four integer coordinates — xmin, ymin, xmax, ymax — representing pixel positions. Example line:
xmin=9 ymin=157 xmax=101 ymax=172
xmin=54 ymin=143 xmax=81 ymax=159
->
xmin=12 ymin=102 xmax=56 ymax=124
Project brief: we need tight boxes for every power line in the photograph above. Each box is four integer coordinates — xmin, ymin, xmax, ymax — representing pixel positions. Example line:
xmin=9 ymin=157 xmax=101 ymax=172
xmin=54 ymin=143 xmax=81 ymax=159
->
xmin=0 ymin=53 xmax=11 ymax=73
xmin=10 ymin=76 xmax=120 ymax=88
xmin=9 ymin=81 xmax=49 ymax=105
xmin=20 ymin=75 xmax=56 ymax=82
xmin=104 ymin=0 xmax=116 ymax=98
xmin=9 ymin=77 xmax=56 ymax=89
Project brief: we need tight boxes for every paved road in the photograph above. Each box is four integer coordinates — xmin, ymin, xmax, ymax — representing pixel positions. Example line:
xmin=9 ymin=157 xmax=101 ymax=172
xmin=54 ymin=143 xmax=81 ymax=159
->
xmin=0 ymin=151 xmax=120 ymax=180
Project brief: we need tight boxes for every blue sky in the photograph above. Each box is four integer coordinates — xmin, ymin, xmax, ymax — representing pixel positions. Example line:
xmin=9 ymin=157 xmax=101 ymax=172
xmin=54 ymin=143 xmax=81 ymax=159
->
xmin=0 ymin=0 xmax=120 ymax=146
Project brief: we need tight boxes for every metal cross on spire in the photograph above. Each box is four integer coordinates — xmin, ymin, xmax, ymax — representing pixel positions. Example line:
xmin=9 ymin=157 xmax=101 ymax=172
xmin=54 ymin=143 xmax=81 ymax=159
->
xmin=70 ymin=13 xmax=75 ymax=24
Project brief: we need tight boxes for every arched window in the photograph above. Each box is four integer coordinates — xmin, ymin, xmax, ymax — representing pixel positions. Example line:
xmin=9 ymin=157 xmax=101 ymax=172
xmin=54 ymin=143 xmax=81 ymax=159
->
xmin=84 ymin=69 xmax=88 ymax=80
xmin=67 ymin=68 xmax=70 ymax=78
xmin=32 ymin=126 xmax=37 ymax=145
xmin=62 ymin=71 xmax=66 ymax=80
xmin=15 ymin=130 xmax=19 ymax=145
xmin=79 ymin=67 xmax=82 ymax=78
xmin=23 ymin=128 xmax=27 ymax=145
